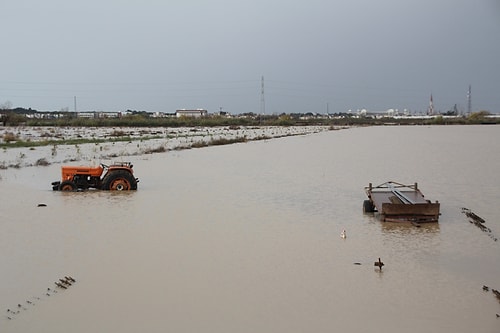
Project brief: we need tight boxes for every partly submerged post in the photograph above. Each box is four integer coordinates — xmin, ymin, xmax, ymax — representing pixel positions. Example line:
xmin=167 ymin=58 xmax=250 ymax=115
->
xmin=374 ymin=258 xmax=384 ymax=271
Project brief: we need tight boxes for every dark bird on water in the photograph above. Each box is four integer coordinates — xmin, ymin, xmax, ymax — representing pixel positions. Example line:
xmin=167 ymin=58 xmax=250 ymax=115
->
xmin=483 ymin=285 xmax=489 ymax=291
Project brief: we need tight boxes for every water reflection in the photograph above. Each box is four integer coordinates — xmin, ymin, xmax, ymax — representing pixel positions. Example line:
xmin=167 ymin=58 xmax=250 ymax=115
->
xmin=363 ymin=212 xmax=441 ymax=235
xmin=378 ymin=219 xmax=441 ymax=236
xmin=57 ymin=190 xmax=137 ymax=210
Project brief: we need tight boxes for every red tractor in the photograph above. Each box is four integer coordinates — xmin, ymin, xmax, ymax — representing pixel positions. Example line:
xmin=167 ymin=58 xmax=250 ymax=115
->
xmin=51 ymin=162 xmax=139 ymax=191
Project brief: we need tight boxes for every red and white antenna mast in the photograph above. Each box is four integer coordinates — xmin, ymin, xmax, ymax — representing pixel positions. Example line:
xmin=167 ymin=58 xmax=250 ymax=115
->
xmin=427 ymin=94 xmax=434 ymax=115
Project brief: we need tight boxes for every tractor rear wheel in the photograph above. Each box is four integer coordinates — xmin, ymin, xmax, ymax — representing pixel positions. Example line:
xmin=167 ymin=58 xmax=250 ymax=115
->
xmin=59 ymin=180 xmax=77 ymax=191
xmin=101 ymin=170 xmax=137 ymax=191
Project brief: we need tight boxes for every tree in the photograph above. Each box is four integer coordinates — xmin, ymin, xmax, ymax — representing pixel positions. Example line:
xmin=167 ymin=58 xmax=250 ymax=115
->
xmin=468 ymin=110 xmax=490 ymax=122
xmin=1 ymin=101 xmax=14 ymax=126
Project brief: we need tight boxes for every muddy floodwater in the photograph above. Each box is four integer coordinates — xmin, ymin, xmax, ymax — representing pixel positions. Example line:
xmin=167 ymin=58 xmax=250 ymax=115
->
xmin=1 ymin=125 xmax=500 ymax=333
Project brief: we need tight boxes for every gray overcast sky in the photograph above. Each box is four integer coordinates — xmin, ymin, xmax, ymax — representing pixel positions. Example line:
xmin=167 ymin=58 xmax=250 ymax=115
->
xmin=1 ymin=0 xmax=499 ymax=114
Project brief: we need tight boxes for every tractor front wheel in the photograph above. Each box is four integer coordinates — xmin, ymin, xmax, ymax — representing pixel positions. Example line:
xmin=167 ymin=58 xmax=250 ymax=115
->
xmin=59 ymin=180 xmax=77 ymax=191
xmin=101 ymin=170 xmax=137 ymax=191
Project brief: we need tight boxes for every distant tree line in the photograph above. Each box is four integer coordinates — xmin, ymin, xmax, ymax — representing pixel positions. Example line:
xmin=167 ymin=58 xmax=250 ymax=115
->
xmin=0 ymin=105 xmax=498 ymax=127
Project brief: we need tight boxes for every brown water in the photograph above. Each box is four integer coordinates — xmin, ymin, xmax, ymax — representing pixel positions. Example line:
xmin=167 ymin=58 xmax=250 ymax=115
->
xmin=1 ymin=125 xmax=499 ymax=333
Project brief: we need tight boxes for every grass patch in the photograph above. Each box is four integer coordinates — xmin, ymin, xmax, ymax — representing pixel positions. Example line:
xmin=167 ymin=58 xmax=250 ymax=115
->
xmin=2 ymin=132 xmax=18 ymax=143
xmin=144 ymin=145 xmax=166 ymax=154
xmin=0 ymin=135 xmax=162 ymax=149
xmin=35 ymin=158 xmax=50 ymax=166
xmin=191 ymin=136 xmax=247 ymax=148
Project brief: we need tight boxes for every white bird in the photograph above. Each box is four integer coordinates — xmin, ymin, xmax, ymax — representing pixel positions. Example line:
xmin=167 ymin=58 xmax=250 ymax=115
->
xmin=341 ymin=229 xmax=346 ymax=239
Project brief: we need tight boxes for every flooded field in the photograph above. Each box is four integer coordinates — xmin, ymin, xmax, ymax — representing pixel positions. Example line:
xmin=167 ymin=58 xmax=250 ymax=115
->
xmin=1 ymin=125 xmax=499 ymax=332
xmin=0 ymin=126 xmax=329 ymax=168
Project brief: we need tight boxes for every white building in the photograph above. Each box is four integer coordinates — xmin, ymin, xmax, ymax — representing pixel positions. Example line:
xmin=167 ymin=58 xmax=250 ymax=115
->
xmin=175 ymin=109 xmax=208 ymax=118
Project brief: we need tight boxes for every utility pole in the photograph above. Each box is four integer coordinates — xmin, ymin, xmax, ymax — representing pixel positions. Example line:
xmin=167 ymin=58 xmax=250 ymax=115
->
xmin=74 ymin=96 xmax=77 ymax=113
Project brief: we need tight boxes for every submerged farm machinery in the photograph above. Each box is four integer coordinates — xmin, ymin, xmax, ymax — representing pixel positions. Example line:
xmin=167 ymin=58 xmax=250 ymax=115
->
xmin=51 ymin=162 xmax=139 ymax=191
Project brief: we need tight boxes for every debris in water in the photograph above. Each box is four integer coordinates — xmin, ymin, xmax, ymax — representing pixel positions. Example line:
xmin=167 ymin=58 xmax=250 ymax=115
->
xmin=4 ymin=275 xmax=76 ymax=321
xmin=492 ymin=289 xmax=500 ymax=302
xmin=461 ymin=208 xmax=497 ymax=241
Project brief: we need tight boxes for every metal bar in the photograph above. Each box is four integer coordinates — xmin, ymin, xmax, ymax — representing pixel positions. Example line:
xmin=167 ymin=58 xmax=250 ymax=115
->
xmin=387 ymin=183 xmax=415 ymax=204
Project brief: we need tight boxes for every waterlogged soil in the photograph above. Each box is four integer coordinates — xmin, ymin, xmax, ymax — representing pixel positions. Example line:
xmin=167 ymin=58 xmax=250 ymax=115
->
xmin=0 ymin=125 xmax=331 ymax=169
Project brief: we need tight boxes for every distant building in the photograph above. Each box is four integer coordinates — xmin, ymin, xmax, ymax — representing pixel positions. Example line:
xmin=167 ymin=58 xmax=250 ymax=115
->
xmin=175 ymin=109 xmax=208 ymax=118
xmin=77 ymin=112 xmax=96 ymax=118
xmin=77 ymin=111 xmax=122 ymax=118
xmin=98 ymin=112 xmax=121 ymax=118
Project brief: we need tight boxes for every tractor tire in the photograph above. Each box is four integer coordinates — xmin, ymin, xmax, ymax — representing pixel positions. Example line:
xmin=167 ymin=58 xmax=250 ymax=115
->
xmin=59 ymin=180 xmax=77 ymax=191
xmin=101 ymin=170 xmax=137 ymax=191
xmin=363 ymin=200 xmax=375 ymax=213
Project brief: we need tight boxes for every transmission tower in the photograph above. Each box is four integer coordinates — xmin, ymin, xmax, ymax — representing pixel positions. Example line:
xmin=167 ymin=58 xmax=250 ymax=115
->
xmin=260 ymin=76 xmax=265 ymax=115
xmin=467 ymin=84 xmax=472 ymax=114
